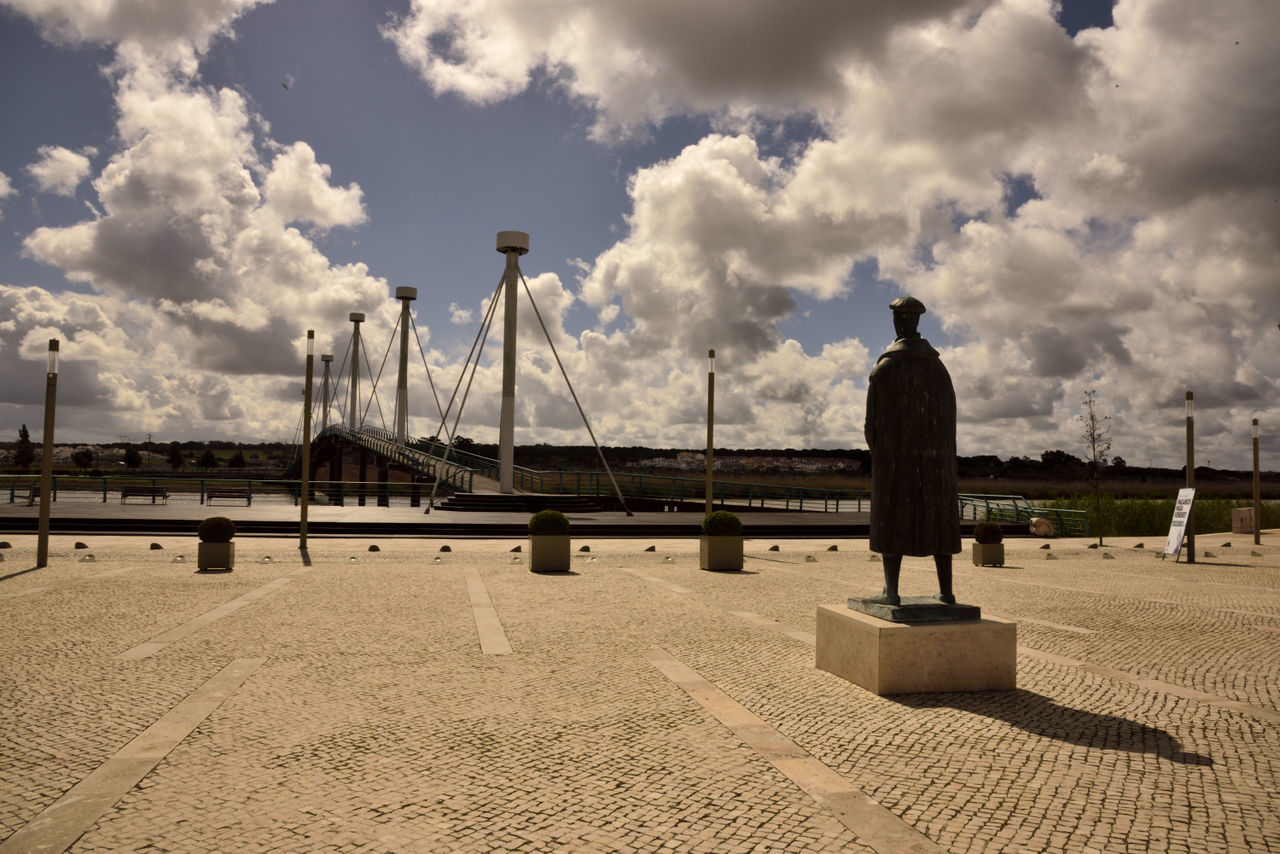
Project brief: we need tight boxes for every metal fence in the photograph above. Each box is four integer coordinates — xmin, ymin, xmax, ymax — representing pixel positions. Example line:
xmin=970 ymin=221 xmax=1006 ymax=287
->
xmin=959 ymin=493 xmax=1090 ymax=536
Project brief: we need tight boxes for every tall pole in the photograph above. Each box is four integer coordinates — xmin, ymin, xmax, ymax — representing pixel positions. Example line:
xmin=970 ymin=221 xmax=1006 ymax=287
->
xmin=348 ymin=313 xmax=365 ymax=429
xmin=706 ymin=349 xmax=715 ymax=514
xmin=496 ymin=231 xmax=529 ymax=494
xmin=394 ymin=287 xmax=417 ymax=443
xmin=320 ymin=354 xmax=333 ymax=431
xmin=1185 ymin=390 xmax=1195 ymax=564
xmin=1254 ymin=417 xmax=1262 ymax=546
xmin=300 ymin=330 xmax=314 ymax=550
xmin=36 ymin=339 xmax=58 ymax=568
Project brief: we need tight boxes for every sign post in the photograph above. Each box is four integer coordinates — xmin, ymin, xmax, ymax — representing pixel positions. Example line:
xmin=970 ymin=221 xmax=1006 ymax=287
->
xmin=1163 ymin=488 xmax=1197 ymax=562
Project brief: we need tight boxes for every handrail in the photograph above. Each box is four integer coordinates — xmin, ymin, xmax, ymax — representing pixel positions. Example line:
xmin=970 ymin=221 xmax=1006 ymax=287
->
xmin=2 ymin=475 xmax=435 ymax=507
xmin=316 ymin=425 xmax=475 ymax=492
xmin=959 ymin=494 xmax=1089 ymax=536
xmin=0 ymin=468 xmax=1090 ymax=531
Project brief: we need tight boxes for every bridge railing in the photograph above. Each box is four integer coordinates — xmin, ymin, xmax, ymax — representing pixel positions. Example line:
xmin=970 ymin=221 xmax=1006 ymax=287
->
xmin=316 ymin=425 xmax=475 ymax=492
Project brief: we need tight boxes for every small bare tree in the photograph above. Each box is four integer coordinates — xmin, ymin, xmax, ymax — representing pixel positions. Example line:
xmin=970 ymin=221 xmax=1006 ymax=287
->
xmin=1078 ymin=389 xmax=1112 ymax=546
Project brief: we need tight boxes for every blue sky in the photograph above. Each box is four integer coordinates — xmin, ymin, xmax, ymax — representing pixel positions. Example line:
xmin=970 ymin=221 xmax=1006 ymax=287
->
xmin=0 ymin=0 xmax=1276 ymax=468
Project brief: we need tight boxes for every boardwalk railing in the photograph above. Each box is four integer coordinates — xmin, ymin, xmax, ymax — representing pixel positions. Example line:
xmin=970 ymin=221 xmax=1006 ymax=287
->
xmin=959 ymin=494 xmax=1089 ymax=537
xmin=3 ymin=476 xmax=434 ymax=508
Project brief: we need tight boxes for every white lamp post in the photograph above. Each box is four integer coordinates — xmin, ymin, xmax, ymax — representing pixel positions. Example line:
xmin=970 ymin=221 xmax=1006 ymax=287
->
xmin=1185 ymin=391 xmax=1195 ymax=564
xmin=36 ymin=340 xmax=59 ymax=568
xmin=706 ymin=349 xmax=715 ymax=514
xmin=300 ymin=330 xmax=314 ymax=549
xmin=1254 ymin=418 xmax=1262 ymax=546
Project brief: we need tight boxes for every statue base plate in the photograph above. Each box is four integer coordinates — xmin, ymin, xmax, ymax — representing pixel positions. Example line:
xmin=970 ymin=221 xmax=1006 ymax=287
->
xmin=846 ymin=596 xmax=980 ymax=623
xmin=816 ymin=604 xmax=1016 ymax=695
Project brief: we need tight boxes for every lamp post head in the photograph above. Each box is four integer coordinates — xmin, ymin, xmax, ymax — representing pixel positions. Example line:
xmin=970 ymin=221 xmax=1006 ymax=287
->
xmin=47 ymin=339 xmax=59 ymax=375
xmin=395 ymin=286 xmax=417 ymax=301
xmin=708 ymin=349 xmax=715 ymax=373
xmin=349 ymin=312 xmax=365 ymax=323
xmin=306 ymin=329 xmax=314 ymax=355
xmin=321 ymin=354 xmax=333 ymax=364
xmin=1185 ymin=390 xmax=1194 ymax=419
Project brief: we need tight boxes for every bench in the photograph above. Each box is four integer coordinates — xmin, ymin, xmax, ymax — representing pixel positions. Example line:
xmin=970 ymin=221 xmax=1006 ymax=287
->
xmin=22 ymin=485 xmax=40 ymax=506
xmin=121 ymin=486 xmax=169 ymax=504
xmin=206 ymin=488 xmax=252 ymax=505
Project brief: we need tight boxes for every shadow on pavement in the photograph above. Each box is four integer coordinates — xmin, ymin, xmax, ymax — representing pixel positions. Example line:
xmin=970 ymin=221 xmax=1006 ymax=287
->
xmin=890 ymin=689 xmax=1213 ymax=766
xmin=0 ymin=564 xmax=42 ymax=582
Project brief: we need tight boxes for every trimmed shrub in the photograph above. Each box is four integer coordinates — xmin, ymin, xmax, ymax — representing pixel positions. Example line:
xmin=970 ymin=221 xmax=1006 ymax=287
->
xmin=528 ymin=509 xmax=570 ymax=536
xmin=197 ymin=516 xmax=237 ymax=543
xmin=702 ymin=510 xmax=743 ymax=536
xmin=974 ymin=521 xmax=1004 ymax=544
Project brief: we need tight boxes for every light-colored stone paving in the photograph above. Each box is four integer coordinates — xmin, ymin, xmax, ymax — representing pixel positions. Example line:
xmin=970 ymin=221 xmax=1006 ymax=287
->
xmin=1 ymin=532 xmax=1278 ymax=853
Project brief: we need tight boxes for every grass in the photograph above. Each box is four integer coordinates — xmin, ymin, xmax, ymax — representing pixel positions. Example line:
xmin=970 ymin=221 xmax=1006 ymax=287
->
xmin=1039 ymin=494 xmax=1279 ymax=538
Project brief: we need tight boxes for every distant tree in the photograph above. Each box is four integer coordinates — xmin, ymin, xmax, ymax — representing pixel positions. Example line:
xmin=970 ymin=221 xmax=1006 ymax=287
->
xmin=1040 ymin=449 xmax=1083 ymax=476
xmin=1078 ymin=389 xmax=1112 ymax=546
xmin=198 ymin=449 xmax=218 ymax=470
xmin=167 ymin=442 xmax=184 ymax=470
xmin=123 ymin=446 xmax=143 ymax=470
xmin=228 ymin=450 xmax=246 ymax=469
xmin=15 ymin=425 xmax=35 ymax=471
xmin=1111 ymin=456 xmax=1126 ymax=470
xmin=71 ymin=449 xmax=95 ymax=471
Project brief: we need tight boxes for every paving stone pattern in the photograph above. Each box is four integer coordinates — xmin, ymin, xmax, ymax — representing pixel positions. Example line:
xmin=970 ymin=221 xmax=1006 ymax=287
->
xmin=1 ymin=533 xmax=1278 ymax=852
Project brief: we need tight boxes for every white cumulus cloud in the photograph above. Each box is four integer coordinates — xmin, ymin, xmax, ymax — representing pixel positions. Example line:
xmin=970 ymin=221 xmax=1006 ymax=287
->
xmin=26 ymin=144 xmax=96 ymax=196
xmin=263 ymin=142 xmax=366 ymax=230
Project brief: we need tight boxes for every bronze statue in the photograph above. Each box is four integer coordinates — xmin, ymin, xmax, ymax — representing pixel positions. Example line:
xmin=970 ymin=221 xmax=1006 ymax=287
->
xmin=865 ymin=296 xmax=962 ymax=605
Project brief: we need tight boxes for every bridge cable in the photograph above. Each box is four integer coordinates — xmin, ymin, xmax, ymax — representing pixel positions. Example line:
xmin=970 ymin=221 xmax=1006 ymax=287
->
xmin=518 ymin=268 xmax=632 ymax=516
xmin=410 ymin=314 xmax=450 ymax=435
xmin=429 ymin=273 xmax=505 ymax=445
xmin=425 ymin=274 xmax=506 ymax=509
xmin=359 ymin=319 xmax=395 ymax=431
xmin=330 ymin=335 xmax=354 ymax=426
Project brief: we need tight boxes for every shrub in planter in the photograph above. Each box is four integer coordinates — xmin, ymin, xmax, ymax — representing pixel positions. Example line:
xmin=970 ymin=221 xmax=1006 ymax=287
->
xmin=973 ymin=522 xmax=1003 ymax=544
xmin=972 ymin=521 xmax=1005 ymax=567
xmin=197 ymin=516 xmax=236 ymax=572
xmin=702 ymin=510 xmax=743 ymax=536
xmin=528 ymin=509 xmax=570 ymax=572
xmin=528 ymin=509 xmax=570 ymax=536
xmin=700 ymin=510 xmax=744 ymax=571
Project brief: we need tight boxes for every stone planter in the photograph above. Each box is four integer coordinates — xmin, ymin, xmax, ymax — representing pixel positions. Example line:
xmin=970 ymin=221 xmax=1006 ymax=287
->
xmin=197 ymin=542 xmax=235 ymax=572
xmin=700 ymin=535 xmax=744 ymax=571
xmin=971 ymin=542 xmax=1004 ymax=567
xmin=529 ymin=535 xmax=571 ymax=572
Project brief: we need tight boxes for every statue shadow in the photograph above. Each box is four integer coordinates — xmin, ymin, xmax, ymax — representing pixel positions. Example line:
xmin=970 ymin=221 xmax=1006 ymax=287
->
xmin=889 ymin=689 xmax=1212 ymax=766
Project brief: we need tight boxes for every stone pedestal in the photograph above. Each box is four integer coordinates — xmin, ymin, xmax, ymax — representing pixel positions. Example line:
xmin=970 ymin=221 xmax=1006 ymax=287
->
xmin=815 ymin=604 xmax=1016 ymax=695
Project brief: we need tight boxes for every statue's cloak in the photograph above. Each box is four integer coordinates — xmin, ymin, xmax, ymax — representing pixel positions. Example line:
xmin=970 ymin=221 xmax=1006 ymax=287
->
xmin=865 ymin=336 xmax=962 ymax=556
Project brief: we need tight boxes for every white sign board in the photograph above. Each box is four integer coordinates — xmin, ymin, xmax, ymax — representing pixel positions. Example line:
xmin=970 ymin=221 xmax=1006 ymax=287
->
xmin=1163 ymin=488 xmax=1196 ymax=559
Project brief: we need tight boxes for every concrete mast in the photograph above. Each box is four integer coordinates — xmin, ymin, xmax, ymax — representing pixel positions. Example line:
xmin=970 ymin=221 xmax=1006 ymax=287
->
xmin=348 ymin=312 xmax=365 ymax=429
xmin=394 ymin=287 xmax=417 ymax=443
xmin=496 ymin=231 xmax=529 ymax=494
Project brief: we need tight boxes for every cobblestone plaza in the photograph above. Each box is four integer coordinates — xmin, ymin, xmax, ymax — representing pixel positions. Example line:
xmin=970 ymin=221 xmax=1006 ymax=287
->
xmin=2 ymin=532 xmax=1278 ymax=852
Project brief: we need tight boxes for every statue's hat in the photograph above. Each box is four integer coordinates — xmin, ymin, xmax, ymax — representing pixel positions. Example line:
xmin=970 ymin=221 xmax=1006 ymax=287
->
xmin=889 ymin=296 xmax=926 ymax=316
